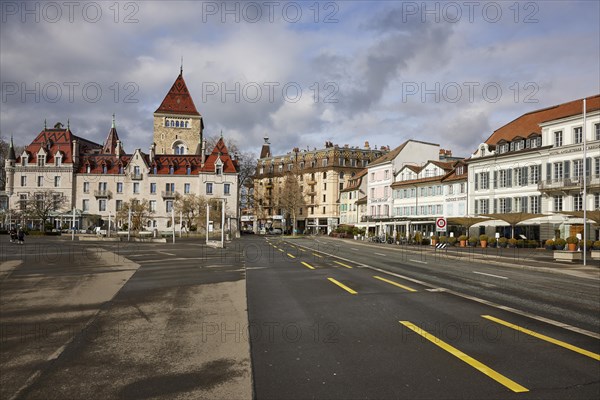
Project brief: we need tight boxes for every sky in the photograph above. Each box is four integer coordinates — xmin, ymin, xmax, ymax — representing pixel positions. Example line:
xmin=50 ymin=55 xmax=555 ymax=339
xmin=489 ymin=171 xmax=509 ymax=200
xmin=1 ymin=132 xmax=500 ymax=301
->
xmin=1 ymin=1 xmax=599 ymax=159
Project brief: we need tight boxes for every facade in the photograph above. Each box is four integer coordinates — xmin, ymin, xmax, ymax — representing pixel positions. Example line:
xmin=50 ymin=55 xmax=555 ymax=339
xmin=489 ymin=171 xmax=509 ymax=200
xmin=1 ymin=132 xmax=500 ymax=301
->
xmin=468 ymin=94 xmax=600 ymax=241
xmin=2 ymin=70 xmax=239 ymax=233
xmin=361 ymin=140 xmax=462 ymax=236
xmin=253 ymin=140 xmax=387 ymax=234
xmin=390 ymin=160 xmax=468 ymax=238
xmin=339 ymin=169 xmax=367 ymax=226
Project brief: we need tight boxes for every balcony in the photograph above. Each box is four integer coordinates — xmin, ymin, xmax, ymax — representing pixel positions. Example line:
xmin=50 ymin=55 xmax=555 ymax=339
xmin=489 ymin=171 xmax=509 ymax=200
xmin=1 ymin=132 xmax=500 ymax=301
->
xmin=130 ymin=173 xmax=143 ymax=180
xmin=94 ymin=190 xmax=112 ymax=198
xmin=265 ymin=182 xmax=273 ymax=188
xmin=161 ymin=190 xmax=178 ymax=199
xmin=538 ymin=175 xmax=600 ymax=192
xmin=306 ymin=179 xmax=317 ymax=185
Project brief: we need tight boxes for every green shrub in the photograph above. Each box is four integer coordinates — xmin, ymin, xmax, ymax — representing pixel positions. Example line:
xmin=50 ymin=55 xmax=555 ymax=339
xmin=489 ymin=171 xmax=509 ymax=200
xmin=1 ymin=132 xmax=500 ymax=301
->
xmin=545 ymin=239 xmax=554 ymax=246
xmin=555 ymin=238 xmax=566 ymax=247
xmin=439 ymin=236 xmax=448 ymax=243
xmin=479 ymin=234 xmax=488 ymax=242
xmin=566 ymin=236 xmax=579 ymax=244
xmin=488 ymin=237 xmax=497 ymax=244
xmin=448 ymin=237 xmax=457 ymax=246
xmin=458 ymin=235 xmax=467 ymax=241
xmin=508 ymin=238 xmax=518 ymax=246
xmin=593 ymin=241 xmax=600 ymax=249
xmin=468 ymin=237 xmax=477 ymax=244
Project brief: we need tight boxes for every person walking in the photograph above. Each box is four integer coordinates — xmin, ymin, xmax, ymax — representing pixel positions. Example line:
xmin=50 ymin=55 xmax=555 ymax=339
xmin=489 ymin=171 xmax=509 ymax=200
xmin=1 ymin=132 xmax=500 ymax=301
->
xmin=17 ymin=228 xmax=25 ymax=245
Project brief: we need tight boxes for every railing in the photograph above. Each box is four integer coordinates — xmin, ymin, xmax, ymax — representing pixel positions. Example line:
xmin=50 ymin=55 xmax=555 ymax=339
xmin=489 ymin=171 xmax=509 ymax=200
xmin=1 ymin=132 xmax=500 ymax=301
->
xmin=130 ymin=173 xmax=143 ymax=180
xmin=538 ymin=175 xmax=600 ymax=191
xmin=94 ymin=190 xmax=112 ymax=198
xmin=161 ymin=190 xmax=178 ymax=199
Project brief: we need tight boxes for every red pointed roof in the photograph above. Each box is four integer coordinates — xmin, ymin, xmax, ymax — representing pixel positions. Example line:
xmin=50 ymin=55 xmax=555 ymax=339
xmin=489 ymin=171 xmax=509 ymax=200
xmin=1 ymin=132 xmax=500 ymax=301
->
xmin=102 ymin=126 xmax=120 ymax=154
xmin=19 ymin=127 xmax=102 ymax=164
xmin=154 ymin=72 xmax=200 ymax=116
xmin=203 ymin=137 xmax=238 ymax=173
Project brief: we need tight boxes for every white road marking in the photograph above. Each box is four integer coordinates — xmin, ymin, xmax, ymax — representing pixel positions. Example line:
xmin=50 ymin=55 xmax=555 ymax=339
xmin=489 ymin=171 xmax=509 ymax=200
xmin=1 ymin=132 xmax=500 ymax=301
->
xmin=375 ymin=252 xmax=386 ymax=256
xmin=351 ymin=248 xmax=359 ymax=250
xmin=409 ymin=259 xmax=428 ymax=264
xmin=158 ymin=251 xmax=176 ymax=256
xmin=473 ymin=271 xmax=508 ymax=280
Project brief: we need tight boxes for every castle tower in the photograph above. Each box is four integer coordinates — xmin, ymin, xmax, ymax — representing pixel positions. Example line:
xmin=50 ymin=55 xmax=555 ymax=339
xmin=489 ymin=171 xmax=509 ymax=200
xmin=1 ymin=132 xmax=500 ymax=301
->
xmin=153 ymin=67 xmax=204 ymax=155
xmin=5 ymin=136 xmax=16 ymax=194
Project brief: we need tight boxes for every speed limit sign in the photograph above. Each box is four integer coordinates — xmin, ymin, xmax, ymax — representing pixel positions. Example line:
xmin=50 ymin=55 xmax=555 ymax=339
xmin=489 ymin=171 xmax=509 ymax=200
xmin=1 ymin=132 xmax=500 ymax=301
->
xmin=436 ymin=217 xmax=447 ymax=232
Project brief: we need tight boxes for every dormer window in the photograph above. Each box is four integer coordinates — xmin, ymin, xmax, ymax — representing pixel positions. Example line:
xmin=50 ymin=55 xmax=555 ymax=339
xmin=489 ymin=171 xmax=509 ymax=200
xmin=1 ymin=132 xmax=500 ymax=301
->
xmin=169 ymin=165 xmax=174 ymax=174
xmin=37 ymin=154 xmax=46 ymax=167
xmin=186 ymin=166 xmax=191 ymax=175
xmin=118 ymin=165 xmax=124 ymax=174
xmin=86 ymin=164 xmax=91 ymax=173
xmin=153 ymin=166 xmax=157 ymax=174
xmin=55 ymin=154 xmax=62 ymax=166
xmin=102 ymin=164 xmax=107 ymax=174
xmin=215 ymin=164 xmax=223 ymax=175
xmin=21 ymin=157 xmax=27 ymax=166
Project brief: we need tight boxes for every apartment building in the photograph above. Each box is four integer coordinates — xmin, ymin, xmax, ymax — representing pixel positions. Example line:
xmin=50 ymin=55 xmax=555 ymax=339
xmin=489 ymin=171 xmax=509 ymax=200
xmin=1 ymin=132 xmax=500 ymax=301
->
xmin=339 ymin=169 xmax=367 ymax=226
xmin=253 ymin=140 xmax=386 ymax=233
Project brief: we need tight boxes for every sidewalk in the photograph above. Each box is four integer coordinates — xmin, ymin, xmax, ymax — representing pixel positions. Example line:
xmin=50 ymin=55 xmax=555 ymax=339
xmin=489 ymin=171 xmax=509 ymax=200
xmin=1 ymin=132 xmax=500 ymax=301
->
xmin=325 ymin=237 xmax=600 ymax=280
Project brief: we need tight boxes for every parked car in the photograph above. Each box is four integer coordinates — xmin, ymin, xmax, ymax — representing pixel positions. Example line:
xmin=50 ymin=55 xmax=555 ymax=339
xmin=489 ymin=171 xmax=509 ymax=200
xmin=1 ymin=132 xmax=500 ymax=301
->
xmin=270 ymin=228 xmax=282 ymax=235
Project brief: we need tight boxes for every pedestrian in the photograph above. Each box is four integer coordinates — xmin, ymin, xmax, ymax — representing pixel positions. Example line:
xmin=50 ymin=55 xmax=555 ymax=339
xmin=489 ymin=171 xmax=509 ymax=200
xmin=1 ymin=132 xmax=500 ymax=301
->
xmin=17 ymin=228 xmax=25 ymax=245
xmin=9 ymin=228 xmax=17 ymax=243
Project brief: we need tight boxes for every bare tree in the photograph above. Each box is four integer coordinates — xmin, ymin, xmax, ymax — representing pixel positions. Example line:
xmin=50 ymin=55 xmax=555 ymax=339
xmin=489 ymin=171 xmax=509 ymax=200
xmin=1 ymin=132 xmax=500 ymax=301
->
xmin=117 ymin=198 xmax=154 ymax=231
xmin=22 ymin=190 xmax=65 ymax=232
xmin=278 ymin=173 xmax=306 ymax=236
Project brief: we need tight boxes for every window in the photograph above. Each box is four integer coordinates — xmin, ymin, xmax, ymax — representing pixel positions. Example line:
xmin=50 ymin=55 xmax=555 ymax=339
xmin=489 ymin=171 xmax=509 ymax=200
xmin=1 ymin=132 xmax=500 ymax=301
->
xmin=448 ymin=184 xmax=454 ymax=195
xmin=55 ymin=155 xmax=62 ymax=166
xmin=165 ymin=183 xmax=175 ymax=193
xmin=54 ymin=176 xmax=60 ymax=187
xmin=37 ymin=176 xmax=43 ymax=187
xmin=574 ymin=127 xmax=583 ymax=144
xmin=149 ymin=200 xmax=156 ymax=212
xmin=323 ymin=194 xmax=326 ymax=202
xmin=82 ymin=199 xmax=89 ymax=211
xmin=133 ymin=182 xmax=139 ymax=194
xmin=573 ymin=159 xmax=583 ymax=178
xmin=322 ymin=159 xmax=328 ymax=167
xmin=530 ymin=196 xmax=540 ymax=214
xmin=596 ymin=123 xmax=600 ymax=141
xmin=102 ymin=164 xmax=107 ymax=174
xmin=554 ymin=131 xmax=563 ymax=147
xmin=595 ymin=158 xmax=600 ymax=177
xmin=206 ymin=183 xmax=213 ymax=194
xmin=573 ymin=194 xmax=583 ymax=211
xmin=117 ymin=182 xmax=123 ymax=193
xmin=554 ymin=195 xmax=563 ymax=212
xmin=37 ymin=154 xmax=45 ymax=167
xmin=339 ymin=182 xmax=343 ymax=191
xmin=166 ymin=200 xmax=173 ymax=212
xmin=169 ymin=165 xmax=174 ymax=174
xmin=21 ymin=175 xmax=26 ymax=186
xmin=224 ymin=183 xmax=231 ymax=195
xmin=384 ymin=170 xmax=389 ymax=180
xmin=98 ymin=182 xmax=107 ymax=191
xmin=322 ymin=206 xmax=326 ymax=214
xmin=460 ymin=183 xmax=465 ymax=193
xmin=595 ymin=193 xmax=600 ymax=209
xmin=99 ymin=199 xmax=106 ymax=212
xmin=186 ymin=166 xmax=191 ymax=175
xmin=150 ymin=183 xmax=156 ymax=194
xmin=480 ymin=199 xmax=489 ymax=214
xmin=119 ymin=165 xmax=124 ymax=174
xmin=553 ymin=162 xmax=563 ymax=180
xmin=116 ymin=200 xmax=123 ymax=211
xmin=83 ymin=182 xmax=89 ymax=193
xmin=184 ymin=183 xmax=191 ymax=194
xmin=530 ymin=165 xmax=540 ymax=184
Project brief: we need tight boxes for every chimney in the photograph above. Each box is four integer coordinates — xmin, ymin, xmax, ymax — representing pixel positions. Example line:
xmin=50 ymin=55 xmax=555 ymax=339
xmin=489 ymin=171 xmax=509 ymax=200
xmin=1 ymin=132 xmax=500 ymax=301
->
xmin=364 ymin=141 xmax=370 ymax=149
xmin=72 ymin=139 xmax=79 ymax=166
xmin=201 ymin=139 xmax=207 ymax=168
xmin=439 ymin=149 xmax=445 ymax=155
xmin=149 ymin=142 xmax=155 ymax=163
xmin=116 ymin=140 xmax=121 ymax=157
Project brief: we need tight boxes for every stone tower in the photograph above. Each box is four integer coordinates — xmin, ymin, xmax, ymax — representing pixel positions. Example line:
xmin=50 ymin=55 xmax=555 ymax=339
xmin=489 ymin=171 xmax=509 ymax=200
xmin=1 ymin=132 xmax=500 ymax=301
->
xmin=153 ymin=67 xmax=204 ymax=155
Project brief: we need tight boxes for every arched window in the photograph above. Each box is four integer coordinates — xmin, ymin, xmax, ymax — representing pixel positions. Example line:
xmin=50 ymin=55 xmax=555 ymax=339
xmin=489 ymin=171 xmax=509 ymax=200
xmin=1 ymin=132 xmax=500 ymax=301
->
xmin=175 ymin=121 xmax=180 ymax=128
xmin=185 ymin=121 xmax=189 ymax=128
xmin=322 ymin=172 xmax=327 ymax=179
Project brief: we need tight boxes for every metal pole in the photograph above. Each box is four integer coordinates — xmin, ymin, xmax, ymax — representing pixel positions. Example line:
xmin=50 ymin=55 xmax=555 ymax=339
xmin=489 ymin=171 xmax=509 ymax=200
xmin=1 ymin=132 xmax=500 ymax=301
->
xmin=172 ymin=208 xmax=175 ymax=243
xmin=179 ymin=211 xmax=183 ymax=238
xmin=583 ymin=99 xmax=587 ymax=266
xmin=221 ymin=199 xmax=225 ymax=247
xmin=206 ymin=203 xmax=209 ymax=244
xmin=127 ymin=207 xmax=131 ymax=241
xmin=71 ymin=207 xmax=75 ymax=241
xmin=108 ymin=211 xmax=111 ymax=238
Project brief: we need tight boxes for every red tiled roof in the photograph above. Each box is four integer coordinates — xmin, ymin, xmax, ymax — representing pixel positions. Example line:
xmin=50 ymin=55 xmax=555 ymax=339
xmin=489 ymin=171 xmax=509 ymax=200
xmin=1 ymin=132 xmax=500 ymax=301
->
xmin=19 ymin=128 xmax=102 ymax=164
xmin=102 ymin=127 xmax=120 ymax=154
xmin=154 ymin=72 xmax=200 ymax=116
xmin=77 ymin=155 xmax=131 ymax=174
xmin=202 ymin=137 xmax=238 ymax=173
xmin=485 ymin=94 xmax=600 ymax=145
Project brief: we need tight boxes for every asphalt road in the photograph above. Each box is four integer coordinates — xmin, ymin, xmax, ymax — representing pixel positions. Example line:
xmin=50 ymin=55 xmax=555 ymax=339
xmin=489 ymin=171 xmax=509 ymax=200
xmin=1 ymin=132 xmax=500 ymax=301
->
xmin=245 ymin=235 xmax=600 ymax=399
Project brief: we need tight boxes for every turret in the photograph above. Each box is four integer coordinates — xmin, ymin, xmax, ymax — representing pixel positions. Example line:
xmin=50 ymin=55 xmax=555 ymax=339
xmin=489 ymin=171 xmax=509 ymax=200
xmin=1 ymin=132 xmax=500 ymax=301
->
xmin=5 ymin=136 xmax=16 ymax=194
xmin=72 ymin=139 xmax=80 ymax=166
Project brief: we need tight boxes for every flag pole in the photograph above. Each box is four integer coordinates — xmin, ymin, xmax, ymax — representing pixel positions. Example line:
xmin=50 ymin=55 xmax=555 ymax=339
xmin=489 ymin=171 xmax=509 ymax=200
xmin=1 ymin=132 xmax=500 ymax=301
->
xmin=583 ymin=98 xmax=587 ymax=266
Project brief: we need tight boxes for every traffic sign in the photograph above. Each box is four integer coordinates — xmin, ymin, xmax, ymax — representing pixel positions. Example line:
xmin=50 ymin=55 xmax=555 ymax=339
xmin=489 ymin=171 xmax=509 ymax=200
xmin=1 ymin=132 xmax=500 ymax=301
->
xmin=435 ymin=217 xmax=447 ymax=232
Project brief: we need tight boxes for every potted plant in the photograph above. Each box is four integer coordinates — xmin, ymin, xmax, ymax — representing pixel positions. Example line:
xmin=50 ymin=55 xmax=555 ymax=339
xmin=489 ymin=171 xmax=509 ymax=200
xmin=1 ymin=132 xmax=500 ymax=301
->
xmin=479 ymin=234 xmax=489 ymax=248
xmin=516 ymin=239 xmax=525 ymax=248
xmin=431 ymin=234 xmax=439 ymax=246
xmin=439 ymin=236 xmax=448 ymax=244
xmin=488 ymin=237 xmax=497 ymax=248
xmin=448 ymin=237 xmax=457 ymax=246
xmin=566 ymin=236 xmax=579 ymax=251
xmin=593 ymin=241 xmax=600 ymax=250
xmin=554 ymin=238 xmax=566 ymax=250
xmin=580 ymin=239 xmax=593 ymax=252
xmin=498 ymin=237 xmax=508 ymax=248
xmin=545 ymin=239 xmax=555 ymax=250
xmin=507 ymin=238 xmax=517 ymax=248
xmin=468 ymin=237 xmax=477 ymax=247
xmin=458 ymin=235 xmax=468 ymax=247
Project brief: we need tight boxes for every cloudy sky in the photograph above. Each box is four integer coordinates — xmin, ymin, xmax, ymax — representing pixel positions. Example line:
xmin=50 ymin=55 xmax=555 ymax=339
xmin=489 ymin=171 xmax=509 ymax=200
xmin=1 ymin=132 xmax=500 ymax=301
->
xmin=1 ymin=1 xmax=599 ymax=158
